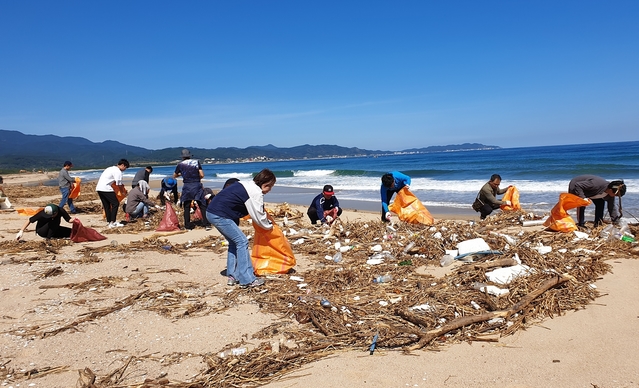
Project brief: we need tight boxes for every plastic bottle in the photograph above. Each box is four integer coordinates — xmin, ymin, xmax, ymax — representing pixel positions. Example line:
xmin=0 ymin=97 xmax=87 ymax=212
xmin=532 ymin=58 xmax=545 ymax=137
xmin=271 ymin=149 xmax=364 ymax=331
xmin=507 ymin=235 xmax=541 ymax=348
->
xmin=373 ymin=274 xmax=392 ymax=283
xmin=332 ymin=252 xmax=343 ymax=263
xmin=402 ymin=242 xmax=415 ymax=254
xmin=440 ymin=254 xmax=454 ymax=267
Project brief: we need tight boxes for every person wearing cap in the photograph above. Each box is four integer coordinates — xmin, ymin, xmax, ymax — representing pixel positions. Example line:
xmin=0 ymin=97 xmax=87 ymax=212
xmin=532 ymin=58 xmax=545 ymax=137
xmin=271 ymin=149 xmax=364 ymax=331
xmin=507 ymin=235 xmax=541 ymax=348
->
xmin=158 ymin=177 xmax=179 ymax=206
xmin=380 ymin=171 xmax=411 ymax=222
xmin=16 ymin=204 xmax=73 ymax=240
xmin=568 ymin=175 xmax=626 ymax=227
xmin=475 ymin=174 xmax=512 ymax=220
xmin=173 ymin=149 xmax=211 ymax=230
xmin=131 ymin=166 xmax=153 ymax=189
xmin=58 ymin=161 xmax=77 ymax=214
xmin=125 ymin=181 xmax=159 ymax=220
xmin=96 ymin=159 xmax=130 ymax=228
xmin=307 ymin=184 xmax=342 ymax=225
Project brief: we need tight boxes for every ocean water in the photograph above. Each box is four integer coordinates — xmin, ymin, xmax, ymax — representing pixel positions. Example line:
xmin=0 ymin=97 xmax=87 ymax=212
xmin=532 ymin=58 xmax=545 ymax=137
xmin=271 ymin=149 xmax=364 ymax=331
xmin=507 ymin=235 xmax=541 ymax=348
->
xmin=75 ymin=141 xmax=639 ymax=218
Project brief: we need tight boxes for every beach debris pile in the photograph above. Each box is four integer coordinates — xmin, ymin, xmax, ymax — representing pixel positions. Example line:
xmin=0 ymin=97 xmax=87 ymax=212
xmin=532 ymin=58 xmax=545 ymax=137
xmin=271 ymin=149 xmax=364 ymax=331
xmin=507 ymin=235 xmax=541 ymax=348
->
xmin=2 ymin=202 xmax=638 ymax=387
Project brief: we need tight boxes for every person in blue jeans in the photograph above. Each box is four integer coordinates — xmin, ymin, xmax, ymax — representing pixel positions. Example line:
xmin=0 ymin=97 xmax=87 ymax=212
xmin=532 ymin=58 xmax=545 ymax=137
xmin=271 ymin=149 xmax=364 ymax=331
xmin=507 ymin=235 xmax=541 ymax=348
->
xmin=206 ymin=169 xmax=276 ymax=288
xmin=380 ymin=171 xmax=411 ymax=222
xmin=58 ymin=161 xmax=77 ymax=214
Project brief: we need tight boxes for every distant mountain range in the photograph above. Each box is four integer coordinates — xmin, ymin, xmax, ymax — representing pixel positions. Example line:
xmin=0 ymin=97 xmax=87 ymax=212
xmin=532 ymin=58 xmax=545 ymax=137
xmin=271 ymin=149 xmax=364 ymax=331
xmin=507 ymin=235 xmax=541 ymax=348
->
xmin=0 ymin=129 xmax=500 ymax=172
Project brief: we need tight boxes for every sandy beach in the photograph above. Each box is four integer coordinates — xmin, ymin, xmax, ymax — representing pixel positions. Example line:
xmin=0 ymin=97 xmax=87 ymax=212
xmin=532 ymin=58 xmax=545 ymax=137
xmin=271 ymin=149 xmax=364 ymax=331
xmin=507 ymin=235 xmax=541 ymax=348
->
xmin=1 ymin=172 xmax=638 ymax=387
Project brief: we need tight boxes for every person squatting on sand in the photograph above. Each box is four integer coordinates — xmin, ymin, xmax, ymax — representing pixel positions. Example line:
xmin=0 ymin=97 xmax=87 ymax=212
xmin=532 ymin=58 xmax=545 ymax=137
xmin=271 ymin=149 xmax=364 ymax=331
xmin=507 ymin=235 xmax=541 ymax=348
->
xmin=58 ymin=160 xmax=77 ymax=214
xmin=173 ymin=149 xmax=211 ymax=231
xmin=131 ymin=166 xmax=153 ymax=189
xmin=158 ymin=177 xmax=178 ymax=206
xmin=474 ymin=174 xmax=512 ymax=220
xmin=125 ymin=180 xmax=160 ymax=220
xmin=568 ymin=175 xmax=626 ymax=227
xmin=96 ymin=159 xmax=129 ymax=228
xmin=380 ymin=171 xmax=411 ymax=222
xmin=307 ymin=184 xmax=342 ymax=225
xmin=16 ymin=204 xmax=73 ymax=240
xmin=206 ymin=168 xmax=276 ymax=289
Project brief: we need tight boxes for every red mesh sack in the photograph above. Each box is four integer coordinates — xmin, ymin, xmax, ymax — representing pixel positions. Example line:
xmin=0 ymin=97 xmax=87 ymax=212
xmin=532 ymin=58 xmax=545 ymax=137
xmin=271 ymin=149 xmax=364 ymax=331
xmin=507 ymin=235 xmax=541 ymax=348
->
xmin=70 ymin=218 xmax=107 ymax=242
xmin=191 ymin=202 xmax=203 ymax=222
xmin=156 ymin=203 xmax=180 ymax=232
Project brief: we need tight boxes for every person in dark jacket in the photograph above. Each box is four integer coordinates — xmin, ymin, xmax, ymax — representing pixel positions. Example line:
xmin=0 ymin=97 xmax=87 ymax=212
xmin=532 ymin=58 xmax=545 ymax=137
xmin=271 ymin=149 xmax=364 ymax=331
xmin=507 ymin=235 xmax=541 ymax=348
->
xmin=131 ymin=166 xmax=153 ymax=188
xmin=173 ymin=149 xmax=210 ymax=230
xmin=307 ymin=184 xmax=342 ymax=225
xmin=568 ymin=175 xmax=626 ymax=227
xmin=475 ymin=174 xmax=512 ymax=220
xmin=58 ymin=160 xmax=77 ymax=213
xmin=206 ymin=169 xmax=275 ymax=288
xmin=16 ymin=204 xmax=73 ymax=240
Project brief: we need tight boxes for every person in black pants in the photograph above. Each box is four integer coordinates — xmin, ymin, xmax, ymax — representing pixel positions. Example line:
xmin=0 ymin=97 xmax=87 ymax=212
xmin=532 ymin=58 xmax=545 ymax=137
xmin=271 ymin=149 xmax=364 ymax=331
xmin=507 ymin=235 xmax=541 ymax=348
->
xmin=568 ymin=175 xmax=626 ymax=227
xmin=16 ymin=204 xmax=73 ymax=240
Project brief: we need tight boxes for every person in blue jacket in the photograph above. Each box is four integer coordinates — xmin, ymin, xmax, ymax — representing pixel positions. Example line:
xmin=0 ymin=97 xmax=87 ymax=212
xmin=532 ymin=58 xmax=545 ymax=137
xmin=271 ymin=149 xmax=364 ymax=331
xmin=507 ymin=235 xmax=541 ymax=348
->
xmin=206 ymin=168 xmax=276 ymax=289
xmin=380 ymin=171 xmax=411 ymax=222
xmin=307 ymin=184 xmax=342 ymax=225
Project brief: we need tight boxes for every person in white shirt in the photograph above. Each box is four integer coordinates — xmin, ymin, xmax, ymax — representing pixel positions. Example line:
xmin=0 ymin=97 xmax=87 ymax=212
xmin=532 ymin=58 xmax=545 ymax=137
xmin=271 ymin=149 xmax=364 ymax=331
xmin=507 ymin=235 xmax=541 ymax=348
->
xmin=96 ymin=159 xmax=129 ymax=228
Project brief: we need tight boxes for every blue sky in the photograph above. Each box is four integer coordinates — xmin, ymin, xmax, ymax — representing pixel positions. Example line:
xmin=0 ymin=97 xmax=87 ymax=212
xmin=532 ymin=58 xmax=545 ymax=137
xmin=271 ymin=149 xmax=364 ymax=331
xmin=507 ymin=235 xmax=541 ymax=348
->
xmin=1 ymin=1 xmax=638 ymax=151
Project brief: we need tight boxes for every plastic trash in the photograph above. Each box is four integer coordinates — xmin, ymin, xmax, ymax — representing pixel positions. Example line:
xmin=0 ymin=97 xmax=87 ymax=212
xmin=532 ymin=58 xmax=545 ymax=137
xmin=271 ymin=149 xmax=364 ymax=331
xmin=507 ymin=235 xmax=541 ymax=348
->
xmin=219 ymin=347 xmax=247 ymax=358
xmin=373 ymin=274 xmax=392 ymax=283
xmin=320 ymin=298 xmax=331 ymax=308
xmin=472 ymin=282 xmax=510 ymax=297
xmin=369 ymin=334 xmax=379 ymax=355
xmin=440 ymin=254 xmax=454 ymax=267
xmin=457 ymin=238 xmax=492 ymax=256
xmin=402 ymin=241 xmax=416 ymax=253
xmin=332 ymin=252 xmax=343 ymax=263
xmin=486 ymin=264 xmax=532 ymax=285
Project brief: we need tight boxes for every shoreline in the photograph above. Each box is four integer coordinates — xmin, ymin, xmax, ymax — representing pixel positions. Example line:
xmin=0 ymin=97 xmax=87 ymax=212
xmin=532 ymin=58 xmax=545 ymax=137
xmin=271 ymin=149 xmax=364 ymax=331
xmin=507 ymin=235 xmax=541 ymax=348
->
xmin=1 ymin=171 xmax=480 ymax=220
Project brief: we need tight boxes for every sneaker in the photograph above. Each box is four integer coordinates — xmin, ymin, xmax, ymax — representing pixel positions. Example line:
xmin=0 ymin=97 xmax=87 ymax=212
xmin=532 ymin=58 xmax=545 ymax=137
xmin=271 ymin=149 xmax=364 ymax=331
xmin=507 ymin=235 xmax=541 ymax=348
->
xmin=239 ymin=278 xmax=265 ymax=289
xmin=112 ymin=222 xmax=124 ymax=228
xmin=227 ymin=276 xmax=239 ymax=286
xmin=205 ymin=226 xmax=212 ymax=231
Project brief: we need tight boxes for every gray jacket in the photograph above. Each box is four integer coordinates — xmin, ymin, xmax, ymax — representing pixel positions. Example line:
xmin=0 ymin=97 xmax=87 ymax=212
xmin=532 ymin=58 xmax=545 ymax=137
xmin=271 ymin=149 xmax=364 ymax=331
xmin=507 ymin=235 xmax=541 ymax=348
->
xmin=58 ymin=168 xmax=74 ymax=189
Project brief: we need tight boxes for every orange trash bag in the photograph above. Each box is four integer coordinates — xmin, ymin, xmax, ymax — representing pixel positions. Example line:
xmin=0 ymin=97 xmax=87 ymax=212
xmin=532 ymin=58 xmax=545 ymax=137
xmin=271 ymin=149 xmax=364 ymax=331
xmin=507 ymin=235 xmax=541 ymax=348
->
xmin=156 ymin=204 xmax=181 ymax=232
xmin=251 ymin=214 xmax=296 ymax=275
xmin=17 ymin=207 xmax=43 ymax=216
xmin=69 ymin=177 xmax=81 ymax=199
xmin=543 ymin=193 xmax=591 ymax=233
xmin=500 ymin=186 xmax=521 ymax=211
xmin=110 ymin=182 xmax=127 ymax=202
xmin=388 ymin=187 xmax=434 ymax=225
xmin=70 ymin=218 xmax=107 ymax=243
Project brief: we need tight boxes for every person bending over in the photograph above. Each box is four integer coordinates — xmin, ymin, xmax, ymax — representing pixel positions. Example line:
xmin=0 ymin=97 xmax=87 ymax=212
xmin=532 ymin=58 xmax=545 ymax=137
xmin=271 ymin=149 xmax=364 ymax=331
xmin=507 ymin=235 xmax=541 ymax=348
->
xmin=206 ymin=169 xmax=276 ymax=289
xmin=380 ymin=171 xmax=411 ymax=222
xmin=16 ymin=204 xmax=73 ymax=240
xmin=568 ymin=175 xmax=625 ymax=227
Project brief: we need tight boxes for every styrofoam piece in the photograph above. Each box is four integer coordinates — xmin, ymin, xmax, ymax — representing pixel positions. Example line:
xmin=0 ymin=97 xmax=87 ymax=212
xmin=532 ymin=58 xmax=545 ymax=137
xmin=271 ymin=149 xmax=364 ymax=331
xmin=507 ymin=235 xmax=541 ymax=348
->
xmin=485 ymin=264 xmax=532 ymax=285
xmin=456 ymin=238 xmax=492 ymax=256
xmin=476 ymin=284 xmax=510 ymax=297
xmin=532 ymin=245 xmax=552 ymax=254
xmin=445 ymin=249 xmax=458 ymax=257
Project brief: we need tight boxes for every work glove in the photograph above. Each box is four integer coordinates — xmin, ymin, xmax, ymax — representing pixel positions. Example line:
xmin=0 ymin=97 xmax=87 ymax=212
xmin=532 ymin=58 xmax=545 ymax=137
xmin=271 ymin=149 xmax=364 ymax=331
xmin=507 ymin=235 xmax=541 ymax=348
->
xmin=385 ymin=212 xmax=392 ymax=221
xmin=326 ymin=215 xmax=334 ymax=224
xmin=504 ymin=200 xmax=512 ymax=206
xmin=16 ymin=230 xmax=23 ymax=241
xmin=164 ymin=193 xmax=171 ymax=201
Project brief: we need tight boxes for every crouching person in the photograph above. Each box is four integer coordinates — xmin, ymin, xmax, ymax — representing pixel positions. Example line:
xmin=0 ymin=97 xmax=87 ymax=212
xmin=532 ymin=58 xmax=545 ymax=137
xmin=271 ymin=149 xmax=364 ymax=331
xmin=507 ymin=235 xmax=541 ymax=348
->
xmin=16 ymin=204 xmax=72 ymax=240
xmin=125 ymin=181 xmax=159 ymax=220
